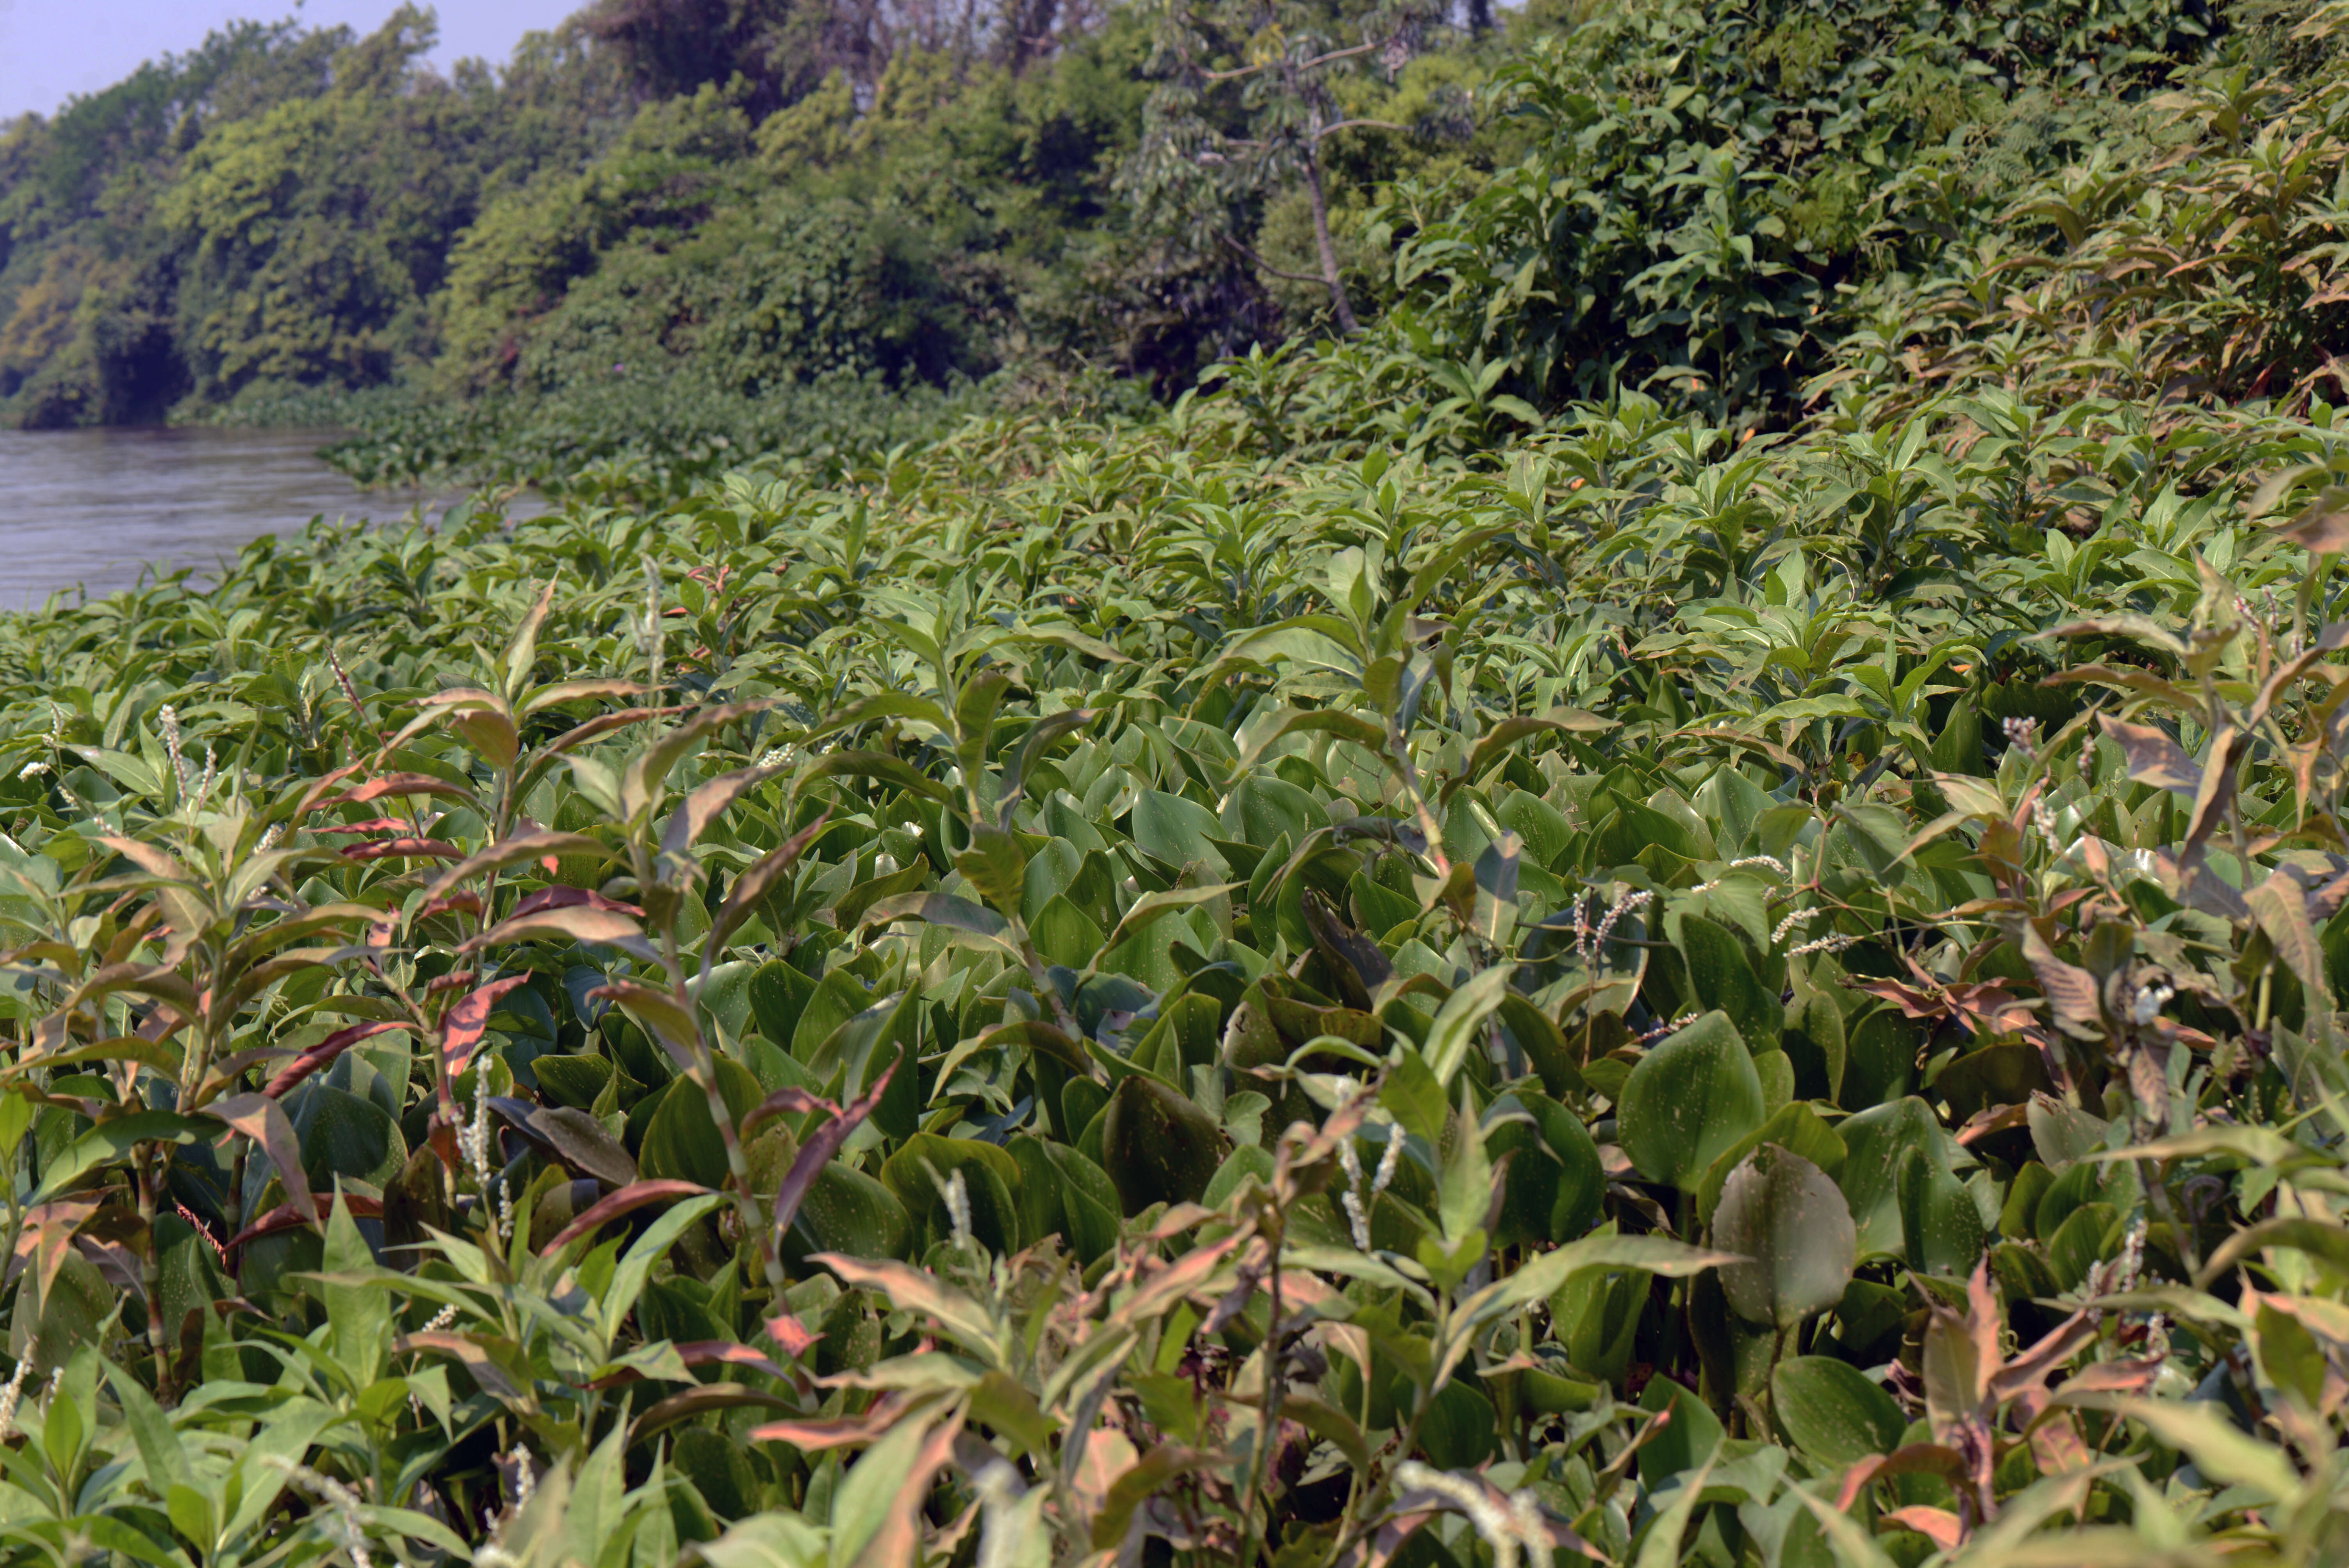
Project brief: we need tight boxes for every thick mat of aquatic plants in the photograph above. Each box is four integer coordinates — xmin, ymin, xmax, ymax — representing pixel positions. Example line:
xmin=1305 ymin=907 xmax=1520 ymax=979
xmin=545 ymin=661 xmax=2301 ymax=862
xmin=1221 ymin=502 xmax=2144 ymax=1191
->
xmin=1 ymin=394 xmax=2348 ymax=1566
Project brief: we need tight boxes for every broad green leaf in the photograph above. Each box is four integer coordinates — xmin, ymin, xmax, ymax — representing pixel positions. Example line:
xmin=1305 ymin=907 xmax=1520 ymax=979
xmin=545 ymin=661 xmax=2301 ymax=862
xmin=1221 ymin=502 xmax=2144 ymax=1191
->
xmin=1617 ymin=1011 xmax=1763 ymax=1192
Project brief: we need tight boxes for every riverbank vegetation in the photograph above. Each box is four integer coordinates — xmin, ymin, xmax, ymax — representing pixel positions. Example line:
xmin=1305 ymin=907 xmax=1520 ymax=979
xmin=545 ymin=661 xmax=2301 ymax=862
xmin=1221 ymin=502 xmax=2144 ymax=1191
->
xmin=2 ymin=0 xmax=2349 ymax=1565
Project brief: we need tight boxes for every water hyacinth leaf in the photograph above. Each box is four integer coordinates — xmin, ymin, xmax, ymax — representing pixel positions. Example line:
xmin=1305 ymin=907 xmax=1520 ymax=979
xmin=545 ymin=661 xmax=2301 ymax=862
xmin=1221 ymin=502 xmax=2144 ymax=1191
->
xmin=1694 ymin=1101 xmax=1846 ymax=1226
xmin=1420 ymin=964 xmax=1513 ymax=1086
xmin=1618 ymin=1011 xmax=1764 ymax=1192
xmin=1041 ymin=1142 xmax=1121 ymax=1262
xmin=1222 ymin=774 xmax=1326 ymax=850
xmin=1099 ymin=1074 xmax=1230 ymax=1216
xmin=638 ymin=1057 xmax=763 ymax=1187
xmin=1713 ymin=1145 xmax=1857 ymax=1330
xmin=1771 ymin=1357 xmax=1907 ymax=1466
xmin=1675 ymin=914 xmax=1782 ymax=1048
xmin=879 ymin=1133 xmax=1023 ymax=1253
xmin=1838 ymin=1097 xmax=1942 ymax=1260
xmin=1898 ymin=1145 xmax=1989 ymax=1278
xmin=291 ymin=1085 xmax=408 ymax=1190
xmin=784 ymin=1163 xmax=913 ymax=1263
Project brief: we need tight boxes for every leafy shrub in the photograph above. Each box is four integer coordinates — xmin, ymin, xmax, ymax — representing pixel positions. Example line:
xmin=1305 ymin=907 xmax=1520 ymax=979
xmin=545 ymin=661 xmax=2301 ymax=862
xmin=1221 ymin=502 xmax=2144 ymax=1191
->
xmin=1380 ymin=0 xmax=2214 ymax=429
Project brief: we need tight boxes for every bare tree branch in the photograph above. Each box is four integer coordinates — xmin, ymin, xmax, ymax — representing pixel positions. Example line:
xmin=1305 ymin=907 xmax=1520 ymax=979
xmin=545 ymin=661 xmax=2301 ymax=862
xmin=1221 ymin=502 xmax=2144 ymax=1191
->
xmin=1218 ymin=231 xmax=1333 ymax=285
xmin=1201 ymin=39 xmax=1379 ymax=83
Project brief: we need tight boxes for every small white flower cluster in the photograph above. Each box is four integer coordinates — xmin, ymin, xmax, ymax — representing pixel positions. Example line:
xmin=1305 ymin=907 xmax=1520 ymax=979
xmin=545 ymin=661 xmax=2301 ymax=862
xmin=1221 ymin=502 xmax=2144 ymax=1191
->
xmin=2130 ymin=980 xmax=2174 ymax=1027
xmin=267 ymin=1458 xmax=374 ymax=1568
xmin=1771 ymin=906 xmax=1821 ymax=944
xmin=1562 ymin=887 xmax=1651 ymax=966
xmin=1339 ymin=1128 xmax=1406 ymax=1251
xmin=157 ymin=704 xmax=218 ymax=803
xmin=1393 ymin=1461 xmax=1549 ymax=1568
xmin=457 ymin=1076 xmax=507 ymax=1244
xmin=970 ymin=1457 xmax=1031 ymax=1568
xmin=0 ymin=1357 xmax=32 ymax=1436
xmin=1786 ymin=931 xmax=1863 ymax=958
xmin=159 ymin=705 xmax=188 ymax=794
xmin=1635 ymin=1011 xmax=1699 ymax=1046
xmin=2085 ymin=1218 xmax=2148 ymax=1298
xmin=508 ymin=1446 xmax=536 ymax=1513
xmin=935 ymin=1167 xmax=975 ymax=1252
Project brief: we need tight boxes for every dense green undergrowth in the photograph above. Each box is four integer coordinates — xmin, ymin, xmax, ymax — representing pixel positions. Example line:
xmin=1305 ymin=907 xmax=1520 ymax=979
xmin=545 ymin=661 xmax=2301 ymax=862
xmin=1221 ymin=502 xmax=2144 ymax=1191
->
xmin=3 ymin=3 xmax=2349 ymax=1567
xmin=3 ymin=360 xmax=2349 ymax=1564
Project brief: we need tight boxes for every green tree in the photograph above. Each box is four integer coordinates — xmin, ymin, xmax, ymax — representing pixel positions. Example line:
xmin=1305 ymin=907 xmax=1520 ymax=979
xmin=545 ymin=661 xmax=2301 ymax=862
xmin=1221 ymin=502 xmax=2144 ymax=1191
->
xmin=1127 ymin=0 xmax=1445 ymax=333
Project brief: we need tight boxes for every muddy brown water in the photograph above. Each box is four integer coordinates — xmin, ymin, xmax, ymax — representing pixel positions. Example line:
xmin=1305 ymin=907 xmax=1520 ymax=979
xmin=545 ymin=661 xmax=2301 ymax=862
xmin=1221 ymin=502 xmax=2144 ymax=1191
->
xmin=0 ymin=425 xmax=535 ymax=607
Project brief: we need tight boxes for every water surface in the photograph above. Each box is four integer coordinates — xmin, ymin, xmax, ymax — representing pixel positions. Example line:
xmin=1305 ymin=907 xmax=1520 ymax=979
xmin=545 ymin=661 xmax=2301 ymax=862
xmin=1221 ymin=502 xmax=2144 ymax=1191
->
xmin=0 ymin=426 xmax=515 ymax=607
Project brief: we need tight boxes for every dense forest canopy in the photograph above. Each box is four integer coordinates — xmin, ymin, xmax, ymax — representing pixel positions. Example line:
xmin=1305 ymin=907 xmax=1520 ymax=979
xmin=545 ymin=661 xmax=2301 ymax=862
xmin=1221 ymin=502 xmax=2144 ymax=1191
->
xmin=0 ymin=0 xmax=1476 ymax=434
xmin=2 ymin=0 xmax=2276 ymax=476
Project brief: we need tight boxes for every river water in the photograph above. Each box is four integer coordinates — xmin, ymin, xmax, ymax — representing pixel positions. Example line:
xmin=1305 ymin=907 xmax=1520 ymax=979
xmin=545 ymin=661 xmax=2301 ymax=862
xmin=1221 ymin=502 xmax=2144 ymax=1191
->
xmin=0 ymin=425 xmax=524 ymax=607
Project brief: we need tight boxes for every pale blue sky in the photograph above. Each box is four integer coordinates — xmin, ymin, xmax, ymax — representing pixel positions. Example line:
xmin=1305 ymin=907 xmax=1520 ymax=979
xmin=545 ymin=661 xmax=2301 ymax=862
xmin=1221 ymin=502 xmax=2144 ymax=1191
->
xmin=0 ymin=0 xmax=584 ymax=121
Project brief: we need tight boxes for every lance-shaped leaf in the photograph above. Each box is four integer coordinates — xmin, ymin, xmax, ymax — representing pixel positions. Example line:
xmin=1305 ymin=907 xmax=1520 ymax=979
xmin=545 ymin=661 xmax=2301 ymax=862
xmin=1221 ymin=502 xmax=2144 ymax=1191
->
xmin=422 ymin=829 xmax=606 ymax=901
xmin=812 ymin=1251 xmax=999 ymax=1355
xmin=229 ymin=1192 xmax=384 ymax=1250
xmin=1441 ymin=711 xmax=1614 ymax=803
xmin=708 ymin=809 xmax=830 ymax=952
xmin=342 ymin=838 xmax=463 ymax=862
xmin=1091 ymin=882 xmax=1240 ymax=966
xmin=210 ymin=1092 xmax=316 ymax=1228
xmin=515 ymin=706 xmax=687 ymax=800
xmin=806 ymin=689 xmax=955 ymax=743
xmin=11 ymin=1197 xmax=99 ymax=1318
xmin=539 ymin=1179 xmax=714 ymax=1257
xmin=2016 ymin=923 xmax=2102 ymax=1039
xmin=2247 ymin=869 xmax=2330 ymax=1007
xmin=1009 ymin=618 xmax=1130 ymax=665
xmin=592 ymin=978 xmax=700 ymax=1055
xmin=2041 ymin=615 xmax=2189 ymax=657
xmin=414 ymin=688 xmax=520 ymax=769
xmin=771 ymin=1057 xmax=897 ymax=1258
xmin=792 ymin=748 xmax=954 ymax=804
xmin=519 ymin=677 xmax=648 ymax=717
xmin=860 ymin=891 xmax=1020 ymax=957
xmin=954 ymin=823 xmax=1028 ymax=912
xmin=264 ymin=1020 xmax=407 ymax=1100
xmin=440 ymin=976 xmax=531 ymax=1080
xmin=94 ymin=836 xmax=215 ymax=939
xmin=1233 ymin=706 xmax=1390 ymax=775
xmin=619 ymin=698 xmax=779 ymax=821
xmin=1420 ymin=964 xmax=1513 ymax=1086
xmin=35 ymin=1110 xmax=215 ymax=1201
xmin=500 ymin=577 xmax=557 ymax=702
xmin=463 ymin=902 xmax=655 ymax=961
xmin=2096 ymin=715 xmax=2203 ymax=791
xmin=996 ymin=706 xmax=1097 ymax=824
xmin=308 ymin=771 xmax=482 ymax=814
xmin=1454 ymin=1231 xmax=1738 ymax=1333
xmin=663 ymin=763 xmax=784 ymax=857
xmin=2181 ymin=725 xmax=2245 ymax=858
